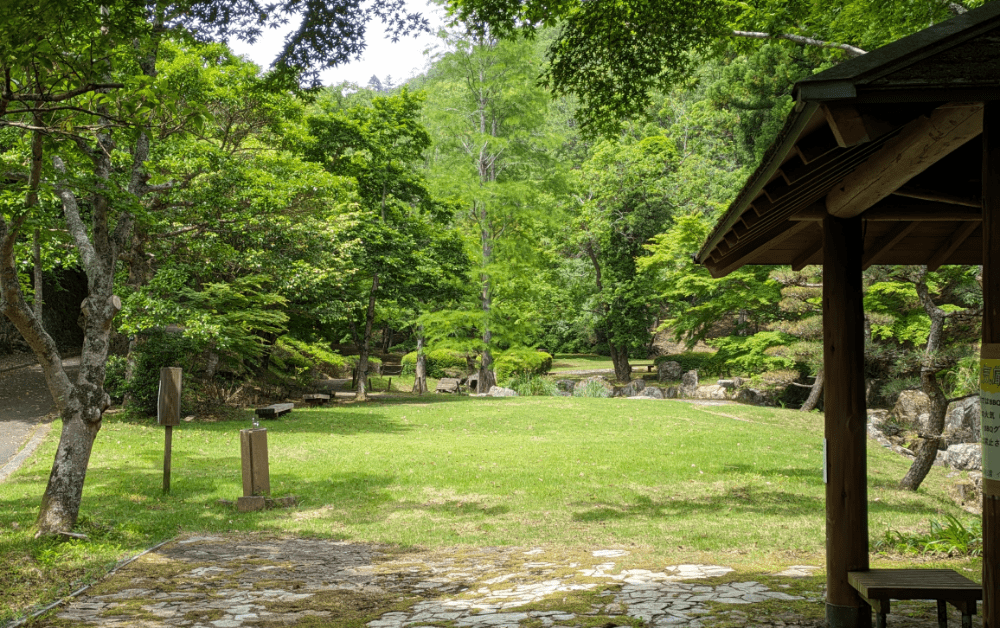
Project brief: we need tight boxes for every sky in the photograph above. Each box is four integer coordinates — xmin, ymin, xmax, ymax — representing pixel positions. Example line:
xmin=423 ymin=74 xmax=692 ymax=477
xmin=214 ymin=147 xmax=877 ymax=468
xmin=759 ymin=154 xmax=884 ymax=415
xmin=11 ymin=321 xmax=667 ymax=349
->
xmin=227 ymin=0 xmax=447 ymax=87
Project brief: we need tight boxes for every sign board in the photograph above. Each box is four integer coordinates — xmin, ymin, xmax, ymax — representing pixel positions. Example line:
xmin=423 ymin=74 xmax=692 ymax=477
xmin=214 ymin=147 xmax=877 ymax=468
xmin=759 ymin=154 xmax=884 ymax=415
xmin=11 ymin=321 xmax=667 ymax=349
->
xmin=157 ymin=367 xmax=182 ymax=427
xmin=980 ymin=345 xmax=1000 ymax=495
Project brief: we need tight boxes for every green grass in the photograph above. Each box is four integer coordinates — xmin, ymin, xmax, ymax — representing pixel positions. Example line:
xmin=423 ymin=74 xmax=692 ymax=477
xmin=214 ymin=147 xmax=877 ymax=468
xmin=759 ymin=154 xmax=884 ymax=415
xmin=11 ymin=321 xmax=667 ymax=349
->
xmin=0 ymin=397 xmax=981 ymax=621
xmin=549 ymin=354 xmax=654 ymax=374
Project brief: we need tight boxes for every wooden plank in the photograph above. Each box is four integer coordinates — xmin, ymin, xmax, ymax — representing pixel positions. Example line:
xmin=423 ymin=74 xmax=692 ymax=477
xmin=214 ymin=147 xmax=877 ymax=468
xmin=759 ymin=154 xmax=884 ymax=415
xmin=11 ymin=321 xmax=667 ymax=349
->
xmin=848 ymin=570 xmax=982 ymax=601
xmin=792 ymin=238 xmax=823 ymax=271
xmin=707 ymin=221 xmax=812 ymax=278
xmin=981 ymin=99 xmax=1000 ymax=628
xmin=303 ymin=393 xmax=330 ymax=405
xmin=255 ymin=402 xmax=294 ymax=418
xmin=892 ymin=186 xmax=981 ymax=208
xmin=927 ymin=222 xmax=979 ymax=271
xmin=827 ymin=103 xmax=983 ymax=219
xmin=249 ymin=429 xmax=270 ymax=497
xmin=823 ymin=214 xmax=869 ymax=627
xmin=157 ymin=367 xmax=182 ymax=426
xmin=240 ymin=429 xmax=254 ymax=498
xmin=823 ymin=103 xmax=870 ymax=147
xmin=862 ymin=221 xmax=917 ymax=269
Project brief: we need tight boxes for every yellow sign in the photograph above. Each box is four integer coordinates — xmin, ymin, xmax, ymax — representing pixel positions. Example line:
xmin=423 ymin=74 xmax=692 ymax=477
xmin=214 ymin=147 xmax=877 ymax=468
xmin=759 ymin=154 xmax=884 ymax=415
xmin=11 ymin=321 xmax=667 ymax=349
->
xmin=980 ymin=345 xmax=1000 ymax=486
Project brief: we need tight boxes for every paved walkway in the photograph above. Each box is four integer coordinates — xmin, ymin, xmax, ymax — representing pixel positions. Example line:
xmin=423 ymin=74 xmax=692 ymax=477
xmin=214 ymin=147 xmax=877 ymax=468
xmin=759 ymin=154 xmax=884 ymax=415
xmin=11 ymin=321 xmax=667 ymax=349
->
xmin=34 ymin=535 xmax=980 ymax=628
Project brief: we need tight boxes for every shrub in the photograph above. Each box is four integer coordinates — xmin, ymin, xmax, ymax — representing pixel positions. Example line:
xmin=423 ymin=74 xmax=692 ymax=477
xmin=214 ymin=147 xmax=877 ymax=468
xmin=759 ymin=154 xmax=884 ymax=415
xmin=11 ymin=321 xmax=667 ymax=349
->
xmin=654 ymin=352 xmax=718 ymax=376
xmin=105 ymin=355 xmax=128 ymax=404
xmin=121 ymin=330 xmax=198 ymax=415
xmin=573 ymin=379 xmax=612 ymax=398
xmin=494 ymin=347 xmax=553 ymax=382
xmin=874 ymin=515 xmax=982 ymax=557
xmin=508 ymin=373 xmax=558 ymax=396
xmin=707 ymin=332 xmax=798 ymax=376
xmin=268 ymin=337 xmax=350 ymax=388
xmin=402 ymin=349 xmax=469 ymax=378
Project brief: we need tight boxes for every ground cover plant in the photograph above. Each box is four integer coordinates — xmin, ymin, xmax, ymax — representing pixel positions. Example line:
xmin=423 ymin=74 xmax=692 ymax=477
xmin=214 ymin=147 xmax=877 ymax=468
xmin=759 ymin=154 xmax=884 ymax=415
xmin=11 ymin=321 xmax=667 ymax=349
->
xmin=0 ymin=397 xmax=981 ymax=623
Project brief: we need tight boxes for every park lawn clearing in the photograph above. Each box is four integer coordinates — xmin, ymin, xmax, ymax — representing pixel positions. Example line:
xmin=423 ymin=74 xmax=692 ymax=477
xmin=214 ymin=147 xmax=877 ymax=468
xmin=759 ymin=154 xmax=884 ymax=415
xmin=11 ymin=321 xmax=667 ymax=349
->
xmin=548 ymin=354 xmax=655 ymax=374
xmin=0 ymin=396 xmax=981 ymax=623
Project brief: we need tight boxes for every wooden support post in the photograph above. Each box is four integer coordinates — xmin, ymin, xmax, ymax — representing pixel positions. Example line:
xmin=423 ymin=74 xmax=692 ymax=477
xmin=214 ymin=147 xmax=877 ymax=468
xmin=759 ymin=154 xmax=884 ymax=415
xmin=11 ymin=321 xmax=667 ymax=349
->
xmin=980 ymin=101 xmax=1000 ymax=628
xmin=239 ymin=428 xmax=270 ymax=498
xmin=823 ymin=214 xmax=871 ymax=628
xmin=157 ymin=367 xmax=182 ymax=493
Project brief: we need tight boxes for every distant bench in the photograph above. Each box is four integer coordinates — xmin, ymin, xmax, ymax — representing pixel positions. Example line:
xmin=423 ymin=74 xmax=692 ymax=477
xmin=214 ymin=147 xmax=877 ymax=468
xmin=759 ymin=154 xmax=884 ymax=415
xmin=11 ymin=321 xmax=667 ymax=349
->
xmin=303 ymin=393 xmax=331 ymax=406
xmin=848 ymin=569 xmax=981 ymax=628
xmin=381 ymin=364 xmax=403 ymax=376
xmin=255 ymin=403 xmax=294 ymax=419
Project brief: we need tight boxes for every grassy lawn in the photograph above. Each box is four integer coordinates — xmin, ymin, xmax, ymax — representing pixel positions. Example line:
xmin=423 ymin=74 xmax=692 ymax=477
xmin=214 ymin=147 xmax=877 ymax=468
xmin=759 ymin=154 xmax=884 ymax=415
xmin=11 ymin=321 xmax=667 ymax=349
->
xmin=549 ymin=354 xmax=655 ymax=373
xmin=0 ymin=396 xmax=981 ymax=622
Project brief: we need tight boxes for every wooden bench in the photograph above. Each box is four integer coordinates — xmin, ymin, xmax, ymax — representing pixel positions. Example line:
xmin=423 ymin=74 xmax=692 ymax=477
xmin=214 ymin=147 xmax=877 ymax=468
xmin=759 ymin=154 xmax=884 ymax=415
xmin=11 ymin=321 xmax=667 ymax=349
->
xmin=303 ymin=393 xmax=331 ymax=406
xmin=848 ymin=569 xmax=982 ymax=628
xmin=255 ymin=403 xmax=294 ymax=419
xmin=381 ymin=364 xmax=403 ymax=376
xmin=644 ymin=364 xmax=656 ymax=372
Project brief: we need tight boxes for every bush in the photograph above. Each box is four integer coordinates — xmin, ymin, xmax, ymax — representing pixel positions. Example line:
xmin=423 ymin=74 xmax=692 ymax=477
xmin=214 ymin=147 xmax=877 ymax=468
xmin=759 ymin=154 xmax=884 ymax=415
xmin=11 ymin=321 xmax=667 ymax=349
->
xmin=494 ymin=347 xmax=553 ymax=382
xmin=269 ymin=337 xmax=349 ymax=388
xmin=707 ymin=332 xmax=798 ymax=376
xmin=573 ymin=379 xmax=612 ymax=398
xmin=874 ymin=515 xmax=982 ymax=557
xmin=401 ymin=349 xmax=469 ymax=378
xmin=121 ymin=330 xmax=198 ymax=415
xmin=508 ymin=373 xmax=558 ymax=396
xmin=105 ymin=355 xmax=128 ymax=404
xmin=654 ymin=352 xmax=718 ymax=376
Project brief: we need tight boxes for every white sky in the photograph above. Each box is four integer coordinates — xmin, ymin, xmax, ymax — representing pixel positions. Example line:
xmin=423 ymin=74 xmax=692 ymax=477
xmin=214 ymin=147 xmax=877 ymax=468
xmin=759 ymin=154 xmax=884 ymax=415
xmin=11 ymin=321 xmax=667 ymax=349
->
xmin=227 ymin=0 xmax=448 ymax=87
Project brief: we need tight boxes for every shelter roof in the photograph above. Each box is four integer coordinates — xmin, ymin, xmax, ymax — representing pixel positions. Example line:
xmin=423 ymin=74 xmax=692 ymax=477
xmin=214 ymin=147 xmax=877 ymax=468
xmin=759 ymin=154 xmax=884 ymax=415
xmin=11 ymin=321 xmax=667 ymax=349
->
xmin=697 ymin=2 xmax=1000 ymax=278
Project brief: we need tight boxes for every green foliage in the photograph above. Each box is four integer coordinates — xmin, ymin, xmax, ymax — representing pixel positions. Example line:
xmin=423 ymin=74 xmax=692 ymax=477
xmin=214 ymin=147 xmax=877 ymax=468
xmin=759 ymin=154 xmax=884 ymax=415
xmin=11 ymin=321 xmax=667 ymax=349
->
xmin=121 ymin=331 xmax=199 ymax=416
xmin=869 ymin=377 xmax=921 ymax=410
xmin=494 ymin=347 xmax=553 ymax=382
xmin=572 ymin=379 xmax=612 ymax=398
xmin=507 ymin=373 xmax=558 ymax=396
xmin=401 ymin=348 xmax=469 ymax=378
xmin=875 ymin=515 xmax=983 ymax=557
xmin=707 ymin=332 xmax=799 ymax=376
xmin=654 ymin=352 xmax=719 ymax=376
xmin=104 ymin=355 xmax=129 ymax=404
xmin=267 ymin=337 xmax=349 ymax=389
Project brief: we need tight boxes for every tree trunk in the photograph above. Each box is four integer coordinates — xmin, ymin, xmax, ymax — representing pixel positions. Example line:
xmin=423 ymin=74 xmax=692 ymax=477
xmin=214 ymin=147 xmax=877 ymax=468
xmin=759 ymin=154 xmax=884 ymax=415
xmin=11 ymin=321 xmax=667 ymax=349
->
xmin=478 ymin=344 xmax=496 ymax=392
xmin=355 ymin=274 xmax=379 ymax=401
xmin=32 ymin=230 xmax=43 ymax=321
xmin=477 ymin=213 xmax=496 ymax=392
xmin=800 ymin=367 xmax=824 ymax=412
xmin=609 ymin=343 xmax=632 ymax=383
xmin=900 ymin=267 xmax=950 ymax=491
xmin=412 ymin=330 xmax=427 ymax=394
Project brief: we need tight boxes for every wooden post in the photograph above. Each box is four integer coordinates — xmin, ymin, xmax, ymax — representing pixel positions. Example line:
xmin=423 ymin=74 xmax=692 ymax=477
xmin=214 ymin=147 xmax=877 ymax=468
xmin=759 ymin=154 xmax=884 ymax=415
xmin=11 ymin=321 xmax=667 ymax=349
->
xmin=157 ymin=367 xmax=182 ymax=493
xmin=981 ymin=101 xmax=1000 ymax=628
xmin=823 ymin=214 xmax=871 ymax=628
xmin=239 ymin=428 xmax=270 ymax=497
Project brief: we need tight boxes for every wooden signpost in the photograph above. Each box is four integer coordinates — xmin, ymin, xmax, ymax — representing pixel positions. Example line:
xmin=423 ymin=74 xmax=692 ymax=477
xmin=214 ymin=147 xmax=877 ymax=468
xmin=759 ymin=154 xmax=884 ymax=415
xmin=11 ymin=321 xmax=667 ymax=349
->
xmin=157 ymin=367 xmax=182 ymax=493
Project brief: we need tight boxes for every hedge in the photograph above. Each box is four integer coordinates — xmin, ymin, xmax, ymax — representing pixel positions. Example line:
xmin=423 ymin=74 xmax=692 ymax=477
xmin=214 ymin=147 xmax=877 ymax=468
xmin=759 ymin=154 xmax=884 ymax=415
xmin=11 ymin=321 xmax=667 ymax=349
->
xmin=494 ymin=347 xmax=552 ymax=382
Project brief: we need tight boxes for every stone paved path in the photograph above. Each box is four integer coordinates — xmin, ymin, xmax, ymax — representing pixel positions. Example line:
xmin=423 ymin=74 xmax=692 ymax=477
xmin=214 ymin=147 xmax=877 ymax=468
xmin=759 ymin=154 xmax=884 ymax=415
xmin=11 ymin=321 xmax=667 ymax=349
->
xmin=37 ymin=535 xmax=981 ymax=628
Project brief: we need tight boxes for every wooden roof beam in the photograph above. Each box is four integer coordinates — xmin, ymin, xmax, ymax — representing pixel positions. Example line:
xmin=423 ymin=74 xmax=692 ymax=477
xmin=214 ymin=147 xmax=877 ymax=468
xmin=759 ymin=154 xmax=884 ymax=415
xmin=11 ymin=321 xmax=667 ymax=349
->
xmin=892 ymin=186 xmax=981 ymax=208
xmin=792 ymin=238 xmax=823 ymax=271
xmin=862 ymin=221 xmax=918 ymax=269
xmin=927 ymin=222 xmax=980 ymax=271
xmin=826 ymin=103 xmax=983 ymax=219
xmin=823 ymin=103 xmax=871 ymax=147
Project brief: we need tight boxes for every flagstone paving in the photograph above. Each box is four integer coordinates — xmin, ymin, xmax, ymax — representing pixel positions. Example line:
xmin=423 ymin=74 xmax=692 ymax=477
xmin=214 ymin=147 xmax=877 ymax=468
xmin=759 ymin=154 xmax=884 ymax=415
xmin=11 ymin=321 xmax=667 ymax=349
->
xmin=27 ymin=534 xmax=980 ymax=628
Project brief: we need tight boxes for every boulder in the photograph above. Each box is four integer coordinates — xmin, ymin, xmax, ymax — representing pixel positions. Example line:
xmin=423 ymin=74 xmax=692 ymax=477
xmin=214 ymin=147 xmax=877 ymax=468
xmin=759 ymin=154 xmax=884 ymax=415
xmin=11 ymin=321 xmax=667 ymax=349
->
xmin=555 ymin=379 xmax=576 ymax=393
xmin=681 ymin=370 xmax=699 ymax=392
xmin=891 ymin=390 xmax=931 ymax=428
xmin=717 ymin=379 xmax=737 ymax=389
xmin=638 ymin=386 xmax=664 ymax=399
xmin=944 ymin=443 xmax=982 ymax=471
xmin=664 ymin=386 xmax=680 ymax=399
xmin=618 ymin=379 xmax=646 ymax=397
xmin=657 ymin=361 xmax=683 ymax=382
xmin=487 ymin=386 xmax=518 ymax=397
xmin=735 ymin=387 xmax=766 ymax=405
xmin=435 ymin=378 xmax=461 ymax=394
xmin=945 ymin=396 xmax=981 ymax=440
xmin=693 ymin=384 xmax=728 ymax=400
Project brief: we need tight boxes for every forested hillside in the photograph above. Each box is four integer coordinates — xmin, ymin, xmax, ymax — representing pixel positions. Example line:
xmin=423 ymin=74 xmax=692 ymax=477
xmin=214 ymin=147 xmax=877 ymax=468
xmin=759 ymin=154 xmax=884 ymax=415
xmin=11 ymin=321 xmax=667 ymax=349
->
xmin=0 ymin=0 xmax=992 ymax=533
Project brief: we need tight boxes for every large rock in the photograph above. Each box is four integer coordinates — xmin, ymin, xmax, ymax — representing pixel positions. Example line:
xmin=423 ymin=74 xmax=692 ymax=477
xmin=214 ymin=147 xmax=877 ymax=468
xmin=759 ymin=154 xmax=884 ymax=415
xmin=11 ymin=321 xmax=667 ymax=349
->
xmin=555 ymin=379 xmax=576 ymax=393
xmin=487 ymin=386 xmax=518 ymax=397
xmin=692 ymin=384 xmax=728 ymax=400
xmin=657 ymin=361 xmax=683 ymax=382
xmin=617 ymin=379 xmax=646 ymax=397
xmin=637 ymin=386 xmax=664 ymax=399
xmin=735 ymin=388 xmax=766 ymax=405
xmin=891 ymin=390 xmax=931 ymax=428
xmin=944 ymin=443 xmax=982 ymax=471
xmin=681 ymin=370 xmax=699 ymax=392
xmin=435 ymin=378 xmax=461 ymax=393
xmin=943 ymin=396 xmax=981 ymax=446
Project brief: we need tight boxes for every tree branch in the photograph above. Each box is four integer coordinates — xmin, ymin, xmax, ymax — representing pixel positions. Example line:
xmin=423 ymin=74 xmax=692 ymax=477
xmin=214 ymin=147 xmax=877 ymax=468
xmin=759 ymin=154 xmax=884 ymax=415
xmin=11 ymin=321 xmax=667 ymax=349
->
xmin=51 ymin=156 xmax=98 ymax=274
xmin=731 ymin=31 xmax=867 ymax=57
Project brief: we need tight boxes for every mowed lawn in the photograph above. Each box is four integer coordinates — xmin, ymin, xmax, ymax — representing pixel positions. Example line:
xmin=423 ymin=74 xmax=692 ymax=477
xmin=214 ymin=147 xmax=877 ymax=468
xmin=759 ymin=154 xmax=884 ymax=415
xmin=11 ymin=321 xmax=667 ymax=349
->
xmin=0 ymin=396 xmax=979 ymax=620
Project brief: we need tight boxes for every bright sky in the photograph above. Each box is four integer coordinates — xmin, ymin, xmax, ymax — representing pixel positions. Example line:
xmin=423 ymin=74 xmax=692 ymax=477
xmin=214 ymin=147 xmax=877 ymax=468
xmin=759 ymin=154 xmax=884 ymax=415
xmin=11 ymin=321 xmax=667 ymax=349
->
xmin=227 ymin=0 xmax=448 ymax=87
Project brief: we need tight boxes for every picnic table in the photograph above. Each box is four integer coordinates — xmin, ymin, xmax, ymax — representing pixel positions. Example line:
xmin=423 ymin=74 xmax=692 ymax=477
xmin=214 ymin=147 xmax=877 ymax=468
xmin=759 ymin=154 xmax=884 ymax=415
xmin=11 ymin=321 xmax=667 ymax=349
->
xmin=848 ymin=569 xmax=982 ymax=628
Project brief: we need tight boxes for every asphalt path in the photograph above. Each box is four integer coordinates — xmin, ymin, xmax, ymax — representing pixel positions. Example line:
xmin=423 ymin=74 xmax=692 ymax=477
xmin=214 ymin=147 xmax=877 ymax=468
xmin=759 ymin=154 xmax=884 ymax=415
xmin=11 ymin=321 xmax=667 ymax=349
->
xmin=0 ymin=356 xmax=78 ymax=481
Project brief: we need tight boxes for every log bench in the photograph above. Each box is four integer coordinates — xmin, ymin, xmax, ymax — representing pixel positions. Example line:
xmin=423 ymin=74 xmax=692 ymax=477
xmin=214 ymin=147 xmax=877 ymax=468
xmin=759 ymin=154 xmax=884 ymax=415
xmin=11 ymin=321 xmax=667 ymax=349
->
xmin=848 ymin=569 xmax=982 ymax=628
xmin=303 ymin=393 xmax=331 ymax=406
xmin=381 ymin=364 xmax=403 ymax=376
xmin=254 ymin=403 xmax=294 ymax=419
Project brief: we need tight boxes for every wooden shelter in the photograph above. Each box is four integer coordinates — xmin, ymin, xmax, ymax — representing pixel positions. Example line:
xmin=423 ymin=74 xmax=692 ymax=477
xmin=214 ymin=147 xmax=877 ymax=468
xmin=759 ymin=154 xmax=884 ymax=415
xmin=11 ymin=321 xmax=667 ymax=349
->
xmin=696 ymin=5 xmax=1000 ymax=627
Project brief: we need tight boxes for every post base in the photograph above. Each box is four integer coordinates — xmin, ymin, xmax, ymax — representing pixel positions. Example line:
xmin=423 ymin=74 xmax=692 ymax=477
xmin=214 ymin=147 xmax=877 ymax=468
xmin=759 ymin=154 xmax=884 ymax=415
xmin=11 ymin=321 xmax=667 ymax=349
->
xmin=827 ymin=603 xmax=873 ymax=628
